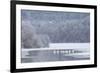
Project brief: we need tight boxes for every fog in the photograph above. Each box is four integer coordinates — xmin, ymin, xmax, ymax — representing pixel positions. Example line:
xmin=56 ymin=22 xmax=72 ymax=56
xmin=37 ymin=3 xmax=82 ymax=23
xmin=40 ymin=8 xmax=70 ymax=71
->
xmin=21 ymin=10 xmax=90 ymax=63
xmin=21 ymin=10 xmax=90 ymax=48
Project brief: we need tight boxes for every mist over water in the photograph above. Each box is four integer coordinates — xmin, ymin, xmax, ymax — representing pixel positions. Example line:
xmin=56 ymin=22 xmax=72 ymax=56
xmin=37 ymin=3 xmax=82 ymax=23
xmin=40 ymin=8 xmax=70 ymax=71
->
xmin=21 ymin=10 xmax=90 ymax=63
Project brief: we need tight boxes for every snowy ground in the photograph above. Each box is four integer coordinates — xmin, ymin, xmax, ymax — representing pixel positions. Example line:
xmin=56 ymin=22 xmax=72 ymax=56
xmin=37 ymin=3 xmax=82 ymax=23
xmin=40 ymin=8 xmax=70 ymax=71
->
xmin=21 ymin=43 xmax=90 ymax=63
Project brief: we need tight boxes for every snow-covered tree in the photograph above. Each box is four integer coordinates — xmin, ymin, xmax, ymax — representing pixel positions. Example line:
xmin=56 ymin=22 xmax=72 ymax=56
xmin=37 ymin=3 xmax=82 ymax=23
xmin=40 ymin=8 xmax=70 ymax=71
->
xmin=21 ymin=21 xmax=50 ymax=48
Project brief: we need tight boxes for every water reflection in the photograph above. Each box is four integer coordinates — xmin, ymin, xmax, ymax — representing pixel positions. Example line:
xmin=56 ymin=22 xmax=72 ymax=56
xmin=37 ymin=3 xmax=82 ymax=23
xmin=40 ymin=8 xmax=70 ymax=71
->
xmin=21 ymin=49 xmax=90 ymax=63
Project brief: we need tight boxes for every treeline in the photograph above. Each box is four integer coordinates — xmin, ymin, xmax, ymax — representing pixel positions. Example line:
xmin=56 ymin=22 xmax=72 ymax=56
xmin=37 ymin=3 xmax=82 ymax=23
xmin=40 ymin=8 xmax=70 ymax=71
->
xmin=21 ymin=10 xmax=90 ymax=48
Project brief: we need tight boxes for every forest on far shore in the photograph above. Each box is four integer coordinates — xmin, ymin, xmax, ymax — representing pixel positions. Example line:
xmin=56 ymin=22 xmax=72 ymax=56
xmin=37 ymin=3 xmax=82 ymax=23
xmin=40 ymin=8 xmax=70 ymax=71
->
xmin=21 ymin=10 xmax=90 ymax=48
